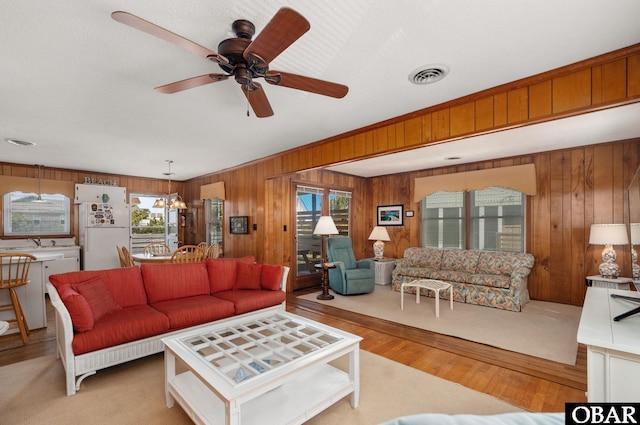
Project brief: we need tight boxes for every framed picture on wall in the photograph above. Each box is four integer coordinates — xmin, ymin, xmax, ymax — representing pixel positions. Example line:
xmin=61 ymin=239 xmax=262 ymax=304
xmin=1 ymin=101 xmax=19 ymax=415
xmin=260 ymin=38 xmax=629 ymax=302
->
xmin=230 ymin=216 xmax=249 ymax=234
xmin=377 ymin=205 xmax=404 ymax=226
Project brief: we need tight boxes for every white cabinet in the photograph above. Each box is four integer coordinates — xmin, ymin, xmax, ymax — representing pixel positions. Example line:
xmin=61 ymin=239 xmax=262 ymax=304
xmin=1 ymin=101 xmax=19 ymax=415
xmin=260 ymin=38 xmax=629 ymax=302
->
xmin=74 ymin=184 xmax=127 ymax=204
xmin=577 ymin=287 xmax=640 ymax=402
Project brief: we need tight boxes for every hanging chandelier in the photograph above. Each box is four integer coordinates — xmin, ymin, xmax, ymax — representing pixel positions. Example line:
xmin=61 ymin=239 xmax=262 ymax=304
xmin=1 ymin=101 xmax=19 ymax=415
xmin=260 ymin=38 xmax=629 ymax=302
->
xmin=153 ymin=160 xmax=187 ymax=209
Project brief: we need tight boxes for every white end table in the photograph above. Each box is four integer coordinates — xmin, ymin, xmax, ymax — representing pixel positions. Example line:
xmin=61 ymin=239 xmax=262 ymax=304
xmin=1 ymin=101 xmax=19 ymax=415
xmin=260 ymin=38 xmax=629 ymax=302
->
xmin=371 ymin=258 xmax=396 ymax=285
xmin=0 ymin=320 xmax=9 ymax=335
xmin=401 ymin=279 xmax=453 ymax=318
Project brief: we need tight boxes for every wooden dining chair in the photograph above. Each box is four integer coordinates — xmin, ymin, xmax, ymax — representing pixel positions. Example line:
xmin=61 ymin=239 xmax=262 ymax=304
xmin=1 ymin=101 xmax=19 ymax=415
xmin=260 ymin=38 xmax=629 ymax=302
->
xmin=143 ymin=242 xmax=171 ymax=255
xmin=120 ymin=246 xmax=135 ymax=267
xmin=0 ymin=253 xmax=37 ymax=343
xmin=197 ymin=242 xmax=209 ymax=252
xmin=116 ymin=246 xmax=127 ymax=267
xmin=171 ymin=245 xmax=206 ymax=263
xmin=206 ymin=244 xmax=220 ymax=259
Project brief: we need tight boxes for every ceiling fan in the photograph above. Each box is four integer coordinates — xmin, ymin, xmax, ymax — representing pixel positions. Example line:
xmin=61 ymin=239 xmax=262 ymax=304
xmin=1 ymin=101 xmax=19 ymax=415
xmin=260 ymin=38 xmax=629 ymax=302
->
xmin=111 ymin=7 xmax=348 ymax=118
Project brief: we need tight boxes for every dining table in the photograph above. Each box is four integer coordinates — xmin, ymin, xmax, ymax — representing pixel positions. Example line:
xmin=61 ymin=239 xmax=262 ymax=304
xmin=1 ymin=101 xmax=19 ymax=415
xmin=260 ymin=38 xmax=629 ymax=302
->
xmin=131 ymin=252 xmax=173 ymax=264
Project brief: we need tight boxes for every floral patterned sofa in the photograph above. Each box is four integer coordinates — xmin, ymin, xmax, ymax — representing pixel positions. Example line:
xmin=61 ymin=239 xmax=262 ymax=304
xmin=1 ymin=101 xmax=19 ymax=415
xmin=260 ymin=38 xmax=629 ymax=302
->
xmin=391 ymin=247 xmax=535 ymax=311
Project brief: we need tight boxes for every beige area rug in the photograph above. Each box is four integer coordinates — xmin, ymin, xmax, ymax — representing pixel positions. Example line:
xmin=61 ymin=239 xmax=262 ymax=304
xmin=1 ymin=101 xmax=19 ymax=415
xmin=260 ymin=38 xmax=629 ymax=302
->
xmin=0 ymin=351 xmax=522 ymax=425
xmin=298 ymin=287 xmax=581 ymax=365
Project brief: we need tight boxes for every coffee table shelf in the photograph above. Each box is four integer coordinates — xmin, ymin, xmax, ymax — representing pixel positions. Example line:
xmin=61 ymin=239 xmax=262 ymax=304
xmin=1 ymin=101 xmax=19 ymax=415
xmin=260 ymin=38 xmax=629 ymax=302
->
xmin=163 ymin=310 xmax=361 ymax=425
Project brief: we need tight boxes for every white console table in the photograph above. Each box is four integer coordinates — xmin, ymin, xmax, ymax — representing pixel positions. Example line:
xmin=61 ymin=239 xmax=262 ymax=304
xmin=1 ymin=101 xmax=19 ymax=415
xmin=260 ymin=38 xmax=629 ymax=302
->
xmin=577 ymin=287 xmax=640 ymax=402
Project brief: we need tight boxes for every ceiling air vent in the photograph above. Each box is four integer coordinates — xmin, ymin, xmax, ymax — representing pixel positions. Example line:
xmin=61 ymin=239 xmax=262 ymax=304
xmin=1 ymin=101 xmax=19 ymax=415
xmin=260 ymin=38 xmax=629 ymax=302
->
xmin=408 ymin=65 xmax=449 ymax=85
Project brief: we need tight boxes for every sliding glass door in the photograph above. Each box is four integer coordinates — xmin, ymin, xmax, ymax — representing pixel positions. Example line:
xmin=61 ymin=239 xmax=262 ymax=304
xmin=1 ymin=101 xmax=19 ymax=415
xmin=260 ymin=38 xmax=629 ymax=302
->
xmin=293 ymin=185 xmax=351 ymax=290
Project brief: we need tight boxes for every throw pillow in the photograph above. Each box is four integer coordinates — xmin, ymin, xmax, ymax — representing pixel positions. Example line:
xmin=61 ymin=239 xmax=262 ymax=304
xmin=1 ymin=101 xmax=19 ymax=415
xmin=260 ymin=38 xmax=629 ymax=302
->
xmin=235 ymin=262 xmax=262 ymax=290
xmin=57 ymin=284 xmax=94 ymax=332
xmin=260 ymin=264 xmax=284 ymax=291
xmin=72 ymin=277 xmax=121 ymax=321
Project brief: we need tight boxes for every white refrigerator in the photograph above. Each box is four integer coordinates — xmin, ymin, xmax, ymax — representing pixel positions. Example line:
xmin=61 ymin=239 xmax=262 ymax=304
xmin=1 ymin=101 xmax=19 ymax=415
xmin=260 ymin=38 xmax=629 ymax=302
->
xmin=79 ymin=202 xmax=130 ymax=270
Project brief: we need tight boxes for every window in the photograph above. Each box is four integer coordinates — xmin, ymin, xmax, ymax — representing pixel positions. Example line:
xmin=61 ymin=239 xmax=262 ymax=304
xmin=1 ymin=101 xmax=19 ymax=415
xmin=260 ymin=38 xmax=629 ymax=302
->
xmin=129 ymin=194 xmax=169 ymax=253
xmin=329 ymin=189 xmax=351 ymax=236
xmin=3 ymin=191 xmax=70 ymax=235
xmin=205 ymin=198 xmax=224 ymax=254
xmin=421 ymin=187 xmax=525 ymax=252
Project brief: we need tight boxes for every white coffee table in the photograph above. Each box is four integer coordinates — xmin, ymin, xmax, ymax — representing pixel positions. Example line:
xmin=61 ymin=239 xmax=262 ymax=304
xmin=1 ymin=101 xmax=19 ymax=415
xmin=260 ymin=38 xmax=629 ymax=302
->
xmin=401 ymin=279 xmax=453 ymax=318
xmin=162 ymin=309 xmax=362 ymax=425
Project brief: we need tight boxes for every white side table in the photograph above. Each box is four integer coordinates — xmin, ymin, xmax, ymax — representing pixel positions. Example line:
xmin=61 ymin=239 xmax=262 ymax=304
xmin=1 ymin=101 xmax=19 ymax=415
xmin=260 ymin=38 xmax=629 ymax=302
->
xmin=401 ymin=279 xmax=453 ymax=318
xmin=371 ymin=258 xmax=396 ymax=285
xmin=585 ymin=275 xmax=632 ymax=290
xmin=0 ymin=320 xmax=9 ymax=335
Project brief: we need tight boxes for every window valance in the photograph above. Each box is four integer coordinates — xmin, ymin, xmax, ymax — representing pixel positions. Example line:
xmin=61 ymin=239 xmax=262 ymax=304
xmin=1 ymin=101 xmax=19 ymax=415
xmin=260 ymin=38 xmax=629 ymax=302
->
xmin=0 ymin=176 xmax=75 ymax=198
xmin=200 ymin=181 xmax=226 ymax=200
xmin=413 ymin=163 xmax=536 ymax=202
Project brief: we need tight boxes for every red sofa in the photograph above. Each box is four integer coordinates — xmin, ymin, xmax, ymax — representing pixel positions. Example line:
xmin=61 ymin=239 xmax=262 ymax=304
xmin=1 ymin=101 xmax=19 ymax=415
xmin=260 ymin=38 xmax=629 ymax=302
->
xmin=47 ymin=256 xmax=289 ymax=396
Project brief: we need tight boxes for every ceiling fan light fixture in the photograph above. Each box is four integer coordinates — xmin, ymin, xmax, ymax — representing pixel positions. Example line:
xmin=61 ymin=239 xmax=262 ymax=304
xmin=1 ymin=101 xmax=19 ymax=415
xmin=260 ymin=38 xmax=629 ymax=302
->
xmin=409 ymin=65 xmax=449 ymax=85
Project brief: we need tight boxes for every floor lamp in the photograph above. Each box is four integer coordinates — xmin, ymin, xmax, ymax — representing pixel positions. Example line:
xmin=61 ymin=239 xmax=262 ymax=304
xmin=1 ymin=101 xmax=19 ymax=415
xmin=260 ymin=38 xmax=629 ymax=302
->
xmin=313 ymin=216 xmax=339 ymax=300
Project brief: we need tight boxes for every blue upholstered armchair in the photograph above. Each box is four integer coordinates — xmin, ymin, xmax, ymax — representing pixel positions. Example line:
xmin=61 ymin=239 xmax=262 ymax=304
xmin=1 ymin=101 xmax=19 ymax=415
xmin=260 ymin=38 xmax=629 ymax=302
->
xmin=326 ymin=236 xmax=375 ymax=295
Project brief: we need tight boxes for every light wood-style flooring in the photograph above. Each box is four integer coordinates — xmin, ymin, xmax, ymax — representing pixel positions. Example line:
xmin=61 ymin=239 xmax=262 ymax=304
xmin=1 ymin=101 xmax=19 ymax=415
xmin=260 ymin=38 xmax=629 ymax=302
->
xmin=0 ymin=290 xmax=586 ymax=413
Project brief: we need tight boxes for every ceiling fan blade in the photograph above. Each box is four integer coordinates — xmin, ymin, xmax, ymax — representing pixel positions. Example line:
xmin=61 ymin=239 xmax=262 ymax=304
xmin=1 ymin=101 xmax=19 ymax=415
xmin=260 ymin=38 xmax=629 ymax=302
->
xmin=265 ymin=71 xmax=348 ymax=98
xmin=155 ymin=74 xmax=229 ymax=94
xmin=243 ymin=8 xmax=310 ymax=68
xmin=241 ymin=82 xmax=274 ymax=118
xmin=111 ymin=11 xmax=228 ymax=65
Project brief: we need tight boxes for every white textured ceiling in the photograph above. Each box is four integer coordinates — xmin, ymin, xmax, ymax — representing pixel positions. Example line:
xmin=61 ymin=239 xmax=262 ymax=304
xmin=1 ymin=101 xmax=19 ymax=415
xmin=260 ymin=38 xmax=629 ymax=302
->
xmin=1 ymin=0 xmax=639 ymax=181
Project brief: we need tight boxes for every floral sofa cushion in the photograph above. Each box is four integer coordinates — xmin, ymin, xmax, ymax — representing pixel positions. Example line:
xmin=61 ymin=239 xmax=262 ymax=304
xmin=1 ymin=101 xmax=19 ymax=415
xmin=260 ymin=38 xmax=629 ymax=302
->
xmin=441 ymin=249 xmax=480 ymax=273
xmin=403 ymin=247 xmax=443 ymax=269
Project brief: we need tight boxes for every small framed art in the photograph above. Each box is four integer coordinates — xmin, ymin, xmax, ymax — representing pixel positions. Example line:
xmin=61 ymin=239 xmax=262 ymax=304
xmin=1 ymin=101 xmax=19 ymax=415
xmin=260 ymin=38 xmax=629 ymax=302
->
xmin=230 ymin=216 xmax=249 ymax=234
xmin=377 ymin=205 xmax=404 ymax=226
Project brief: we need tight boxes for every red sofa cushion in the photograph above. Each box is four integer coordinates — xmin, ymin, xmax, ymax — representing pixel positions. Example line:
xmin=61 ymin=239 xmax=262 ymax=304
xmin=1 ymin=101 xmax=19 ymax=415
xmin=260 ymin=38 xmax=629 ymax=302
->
xmin=71 ymin=305 xmax=170 ymax=355
xmin=150 ymin=295 xmax=235 ymax=330
xmin=49 ymin=267 xmax=147 ymax=308
xmin=141 ymin=262 xmax=210 ymax=303
xmin=215 ymin=290 xmax=286 ymax=315
xmin=235 ymin=262 xmax=262 ymax=290
xmin=261 ymin=264 xmax=284 ymax=291
xmin=72 ymin=276 xmax=121 ymax=321
xmin=207 ymin=256 xmax=255 ymax=293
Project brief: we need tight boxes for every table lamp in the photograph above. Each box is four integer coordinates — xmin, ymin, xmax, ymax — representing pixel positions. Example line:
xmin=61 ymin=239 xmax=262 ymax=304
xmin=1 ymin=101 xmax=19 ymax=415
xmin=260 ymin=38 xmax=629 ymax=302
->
xmin=368 ymin=226 xmax=391 ymax=260
xmin=631 ymin=223 xmax=640 ymax=279
xmin=589 ymin=223 xmax=629 ymax=279
xmin=313 ymin=216 xmax=339 ymax=300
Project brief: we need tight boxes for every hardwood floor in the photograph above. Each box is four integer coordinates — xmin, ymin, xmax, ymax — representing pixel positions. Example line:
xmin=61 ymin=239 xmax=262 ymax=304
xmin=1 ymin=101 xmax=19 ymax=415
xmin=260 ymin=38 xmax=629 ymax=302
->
xmin=0 ymin=290 xmax=587 ymax=413
xmin=286 ymin=289 xmax=587 ymax=413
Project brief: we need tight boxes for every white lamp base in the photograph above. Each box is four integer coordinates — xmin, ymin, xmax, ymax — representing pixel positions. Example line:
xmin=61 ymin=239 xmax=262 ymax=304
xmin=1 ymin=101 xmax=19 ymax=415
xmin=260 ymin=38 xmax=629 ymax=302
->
xmin=373 ymin=240 xmax=385 ymax=260
xmin=599 ymin=243 xmax=620 ymax=279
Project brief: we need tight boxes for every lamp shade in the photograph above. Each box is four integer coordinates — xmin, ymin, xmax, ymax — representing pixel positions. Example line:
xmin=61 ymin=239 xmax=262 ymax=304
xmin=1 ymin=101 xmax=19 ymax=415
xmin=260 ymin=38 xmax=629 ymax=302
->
xmin=631 ymin=223 xmax=640 ymax=245
xmin=589 ymin=224 xmax=629 ymax=245
xmin=368 ymin=226 xmax=391 ymax=241
xmin=313 ymin=216 xmax=339 ymax=235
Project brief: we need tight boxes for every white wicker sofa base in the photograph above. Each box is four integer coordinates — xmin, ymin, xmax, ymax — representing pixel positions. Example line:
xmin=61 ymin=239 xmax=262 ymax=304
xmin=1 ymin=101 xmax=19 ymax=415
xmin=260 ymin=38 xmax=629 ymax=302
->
xmin=47 ymin=284 xmax=284 ymax=396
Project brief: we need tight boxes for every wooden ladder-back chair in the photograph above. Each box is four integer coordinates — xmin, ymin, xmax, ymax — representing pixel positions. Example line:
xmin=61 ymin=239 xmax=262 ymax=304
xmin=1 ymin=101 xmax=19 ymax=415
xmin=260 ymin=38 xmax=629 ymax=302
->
xmin=206 ymin=244 xmax=220 ymax=259
xmin=197 ymin=242 xmax=209 ymax=252
xmin=120 ymin=246 xmax=135 ymax=267
xmin=171 ymin=245 xmax=206 ymax=263
xmin=144 ymin=242 xmax=171 ymax=255
xmin=116 ymin=246 xmax=127 ymax=267
xmin=0 ymin=253 xmax=37 ymax=343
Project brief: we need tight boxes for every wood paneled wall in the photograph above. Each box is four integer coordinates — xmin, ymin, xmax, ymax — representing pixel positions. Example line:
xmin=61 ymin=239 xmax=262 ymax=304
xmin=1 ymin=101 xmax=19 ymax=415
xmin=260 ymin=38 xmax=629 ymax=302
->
xmin=2 ymin=44 xmax=639 ymax=305
xmin=183 ymin=44 xmax=640 ymax=304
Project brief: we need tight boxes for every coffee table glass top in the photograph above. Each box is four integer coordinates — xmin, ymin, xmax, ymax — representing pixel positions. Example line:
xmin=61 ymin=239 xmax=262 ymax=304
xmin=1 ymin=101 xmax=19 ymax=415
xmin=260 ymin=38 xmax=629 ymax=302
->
xmin=177 ymin=313 xmax=344 ymax=385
